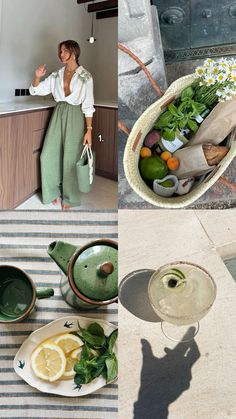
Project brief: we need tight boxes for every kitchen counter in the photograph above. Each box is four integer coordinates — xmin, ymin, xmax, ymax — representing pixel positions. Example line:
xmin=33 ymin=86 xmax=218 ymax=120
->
xmin=95 ymin=100 xmax=118 ymax=108
xmin=0 ymin=99 xmax=56 ymax=115
xmin=0 ymin=99 xmax=117 ymax=115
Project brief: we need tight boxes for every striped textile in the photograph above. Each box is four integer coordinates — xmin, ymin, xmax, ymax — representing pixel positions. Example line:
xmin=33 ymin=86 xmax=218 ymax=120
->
xmin=0 ymin=210 xmax=118 ymax=419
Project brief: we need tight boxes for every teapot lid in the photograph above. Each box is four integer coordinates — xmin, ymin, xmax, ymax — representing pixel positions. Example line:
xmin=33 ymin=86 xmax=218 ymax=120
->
xmin=68 ymin=239 xmax=118 ymax=302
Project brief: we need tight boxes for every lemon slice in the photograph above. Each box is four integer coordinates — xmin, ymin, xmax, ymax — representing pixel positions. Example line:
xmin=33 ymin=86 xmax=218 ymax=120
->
xmin=71 ymin=347 xmax=83 ymax=360
xmin=54 ymin=334 xmax=83 ymax=354
xmin=62 ymin=357 xmax=77 ymax=378
xmin=31 ymin=342 xmax=66 ymax=382
xmin=62 ymin=347 xmax=83 ymax=379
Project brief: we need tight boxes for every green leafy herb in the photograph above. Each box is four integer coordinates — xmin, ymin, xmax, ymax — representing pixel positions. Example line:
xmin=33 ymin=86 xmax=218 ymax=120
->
xmin=107 ymin=329 xmax=118 ymax=354
xmin=73 ymin=323 xmax=118 ymax=390
xmin=76 ymin=322 xmax=106 ymax=348
xmin=162 ymin=128 xmax=176 ymax=141
xmin=167 ymin=103 xmax=179 ymax=116
xmin=187 ymin=119 xmax=198 ymax=133
xmin=105 ymin=354 xmax=118 ymax=383
xmin=154 ymin=111 xmax=173 ymax=129
xmin=87 ymin=322 xmax=105 ymax=337
xmin=181 ymin=86 xmax=194 ymax=101
xmin=153 ymin=83 xmax=209 ymax=141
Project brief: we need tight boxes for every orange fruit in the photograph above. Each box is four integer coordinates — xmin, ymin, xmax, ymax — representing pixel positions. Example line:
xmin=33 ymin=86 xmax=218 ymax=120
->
xmin=160 ymin=151 xmax=172 ymax=162
xmin=167 ymin=157 xmax=180 ymax=171
xmin=140 ymin=147 xmax=152 ymax=158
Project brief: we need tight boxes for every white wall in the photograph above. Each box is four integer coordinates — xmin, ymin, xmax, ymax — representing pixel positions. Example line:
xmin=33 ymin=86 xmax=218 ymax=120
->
xmin=0 ymin=0 xmax=117 ymax=103
xmin=92 ymin=17 xmax=118 ymax=102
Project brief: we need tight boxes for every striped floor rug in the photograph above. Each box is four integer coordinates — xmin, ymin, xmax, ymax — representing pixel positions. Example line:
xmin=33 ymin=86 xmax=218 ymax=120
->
xmin=0 ymin=210 xmax=118 ymax=419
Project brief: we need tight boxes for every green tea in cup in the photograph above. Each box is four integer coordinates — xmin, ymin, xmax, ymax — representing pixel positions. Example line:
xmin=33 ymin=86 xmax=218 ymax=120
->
xmin=0 ymin=265 xmax=54 ymax=323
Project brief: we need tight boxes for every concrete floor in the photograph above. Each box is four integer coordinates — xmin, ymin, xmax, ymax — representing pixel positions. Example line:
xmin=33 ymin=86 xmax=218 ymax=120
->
xmin=16 ymin=176 xmax=117 ymax=210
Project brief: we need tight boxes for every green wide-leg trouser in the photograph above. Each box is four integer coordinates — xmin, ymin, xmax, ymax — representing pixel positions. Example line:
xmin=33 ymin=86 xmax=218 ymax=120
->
xmin=40 ymin=102 xmax=84 ymax=206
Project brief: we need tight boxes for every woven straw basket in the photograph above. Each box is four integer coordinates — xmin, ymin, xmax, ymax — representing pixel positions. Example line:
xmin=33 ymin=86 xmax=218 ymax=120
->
xmin=124 ymin=74 xmax=236 ymax=208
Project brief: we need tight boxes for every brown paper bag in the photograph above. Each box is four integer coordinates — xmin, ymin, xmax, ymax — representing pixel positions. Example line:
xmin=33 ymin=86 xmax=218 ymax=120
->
xmin=173 ymin=145 xmax=215 ymax=179
xmin=189 ymin=99 xmax=236 ymax=146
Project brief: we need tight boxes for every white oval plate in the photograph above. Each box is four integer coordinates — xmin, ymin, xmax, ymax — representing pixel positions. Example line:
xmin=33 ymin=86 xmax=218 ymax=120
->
xmin=14 ymin=316 xmax=118 ymax=397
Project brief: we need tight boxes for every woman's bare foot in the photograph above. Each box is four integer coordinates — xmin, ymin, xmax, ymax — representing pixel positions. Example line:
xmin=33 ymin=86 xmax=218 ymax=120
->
xmin=52 ymin=198 xmax=61 ymax=206
xmin=62 ymin=203 xmax=72 ymax=211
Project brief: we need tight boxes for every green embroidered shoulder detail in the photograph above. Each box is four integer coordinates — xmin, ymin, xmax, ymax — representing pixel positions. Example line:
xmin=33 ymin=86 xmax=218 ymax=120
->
xmin=51 ymin=71 xmax=59 ymax=78
xmin=78 ymin=69 xmax=91 ymax=82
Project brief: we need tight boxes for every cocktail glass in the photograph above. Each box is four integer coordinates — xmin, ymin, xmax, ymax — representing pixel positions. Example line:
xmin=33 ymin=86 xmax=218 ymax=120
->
xmin=148 ymin=261 xmax=217 ymax=342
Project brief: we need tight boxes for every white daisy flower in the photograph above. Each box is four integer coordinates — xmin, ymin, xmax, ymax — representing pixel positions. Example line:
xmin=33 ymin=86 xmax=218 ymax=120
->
xmin=212 ymin=67 xmax=219 ymax=75
xmin=230 ymin=72 xmax=236 ymax=83
xmin=216 ymin=73 xmax=227 ymax=83
xmin=204 ymin=58 xmax=214 ymax=67
xmin=195 ymin=67 xmax=204 ymax=77
xmin=216 ymin=89 xmax=224 ymax=96
xmin=204 ymin=76 xmax=216 ymax=86
xmin=223 ymin=85 xmax=232 ymax=94
xmin=218 ymin=58 xmax=230 ymax=72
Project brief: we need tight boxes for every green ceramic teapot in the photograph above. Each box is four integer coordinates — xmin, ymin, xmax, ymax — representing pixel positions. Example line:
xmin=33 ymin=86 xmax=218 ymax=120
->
xmin=47 ymin=239 xmax=118 ymax=310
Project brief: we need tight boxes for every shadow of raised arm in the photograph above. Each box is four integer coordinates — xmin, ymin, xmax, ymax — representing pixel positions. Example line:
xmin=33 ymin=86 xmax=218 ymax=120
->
xmin=133 ymin=328 xmax=201 ymax=419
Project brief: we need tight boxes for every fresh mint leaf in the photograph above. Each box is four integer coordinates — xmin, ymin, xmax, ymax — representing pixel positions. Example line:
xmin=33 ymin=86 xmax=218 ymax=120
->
xmin=181 ymin=86 xmax=194 ymax=100
xmin=106 ymin=354 xmax=118 ymax=383
xmin=74 ymin=362 xmax=86 ymax=375
xmin=162 ymin=128 xmax=176 ymax=141
xmin=154 ymin=111 xmax=173 ymax=129
xmin=187 ymin=119 xmax=198 ymax=133
xmin=107 ymin=329 xmax=118 ymax=354
xmin=193 ymin=102 xmax=206 ymax=114
xmin=178 ymin=118 xmax=188 ymax=130
xmin=167 ymin=103 xmax=178 ymax=116
xmin=81 ymin=330 xmax=106 ymax=348
xmin=91 ymin=354 xmax=107 ymax=378
xmin=87 ymin=322 xmax=105 ymax=337
xmin=80 ymin=343 xmax=91 ymax=362
xmin=74 ymin=374 xmax=83 ymax=388
xmin=73 ymin=322 xmax=118 ymax=389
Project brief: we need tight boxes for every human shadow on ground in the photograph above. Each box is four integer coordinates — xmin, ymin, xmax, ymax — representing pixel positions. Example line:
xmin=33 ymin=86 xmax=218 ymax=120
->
xmin=133 ymin=327 xmax=200 ymax=419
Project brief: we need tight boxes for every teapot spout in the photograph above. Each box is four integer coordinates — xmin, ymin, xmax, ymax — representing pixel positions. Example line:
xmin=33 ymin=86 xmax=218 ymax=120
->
xmin=47 ymin=241 xmax=78 ymax=274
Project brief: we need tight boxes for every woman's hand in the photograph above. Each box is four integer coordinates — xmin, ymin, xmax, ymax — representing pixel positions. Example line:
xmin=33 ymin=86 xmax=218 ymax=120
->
xmin=35 ymin=64 xmax=47 ymax=79
xmin=83 ymin=130 xmax=92 ymax=146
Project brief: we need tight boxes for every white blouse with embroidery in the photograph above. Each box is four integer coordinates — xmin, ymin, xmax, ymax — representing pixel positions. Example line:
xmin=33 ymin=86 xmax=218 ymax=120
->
xmin=29 ymin=66 xmax=95 ymax=117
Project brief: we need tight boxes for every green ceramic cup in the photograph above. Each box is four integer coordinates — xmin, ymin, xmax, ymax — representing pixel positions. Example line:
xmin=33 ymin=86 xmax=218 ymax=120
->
xmin=0 ymin=265 xmax=54 ymax=323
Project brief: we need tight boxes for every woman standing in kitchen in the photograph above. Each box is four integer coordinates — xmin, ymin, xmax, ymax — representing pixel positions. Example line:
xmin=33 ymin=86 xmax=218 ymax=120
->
xmin=30 ymin=40 xmax=95 ymax=209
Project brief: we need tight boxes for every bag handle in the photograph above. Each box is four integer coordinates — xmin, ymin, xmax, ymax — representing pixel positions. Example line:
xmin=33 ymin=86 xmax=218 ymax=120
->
xmin=80 ymin=144 xmax=89 ymax=159
xmin=118 ymin=43 xmax=164 ymax=137
xmin=88 ymin=146 xmax=94 ymax=185
xmin=80 ymin=145 xmax=94 ymax=185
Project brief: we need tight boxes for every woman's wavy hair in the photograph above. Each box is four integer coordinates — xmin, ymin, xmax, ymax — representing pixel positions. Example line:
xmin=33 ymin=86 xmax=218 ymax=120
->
xmin=58 ymin=40 xmax=80 ymax=64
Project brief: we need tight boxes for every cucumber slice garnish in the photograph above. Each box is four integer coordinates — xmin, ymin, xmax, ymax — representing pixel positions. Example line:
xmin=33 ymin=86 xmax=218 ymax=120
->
xmin=161 ymin=271 xmax=186 ymax=289
xmin=169 ymin=268 xmax=185 ymax=279
xmin=161 ymin=270 xmax=185 ymax=281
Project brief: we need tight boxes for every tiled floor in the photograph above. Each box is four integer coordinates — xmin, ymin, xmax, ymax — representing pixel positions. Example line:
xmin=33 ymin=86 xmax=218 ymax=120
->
xmin=16 ymin=176 xmax=117 ymax=210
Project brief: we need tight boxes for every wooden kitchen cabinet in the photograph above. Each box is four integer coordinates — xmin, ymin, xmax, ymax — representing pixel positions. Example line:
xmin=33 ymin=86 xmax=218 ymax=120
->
xmin=92 ymin=106 xmax=117 ymax=180
xmin=0 ymin=108 xmax=53 ymax=209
